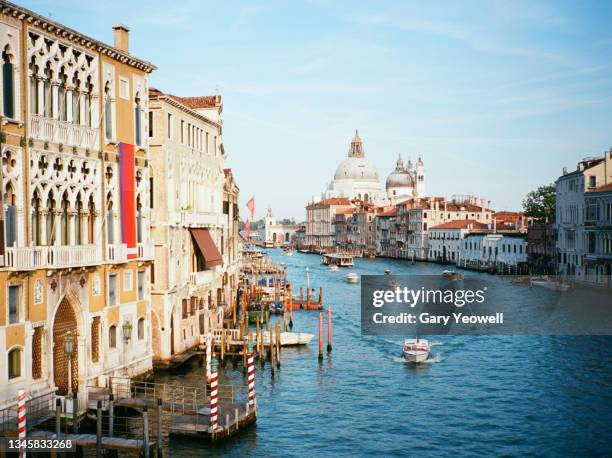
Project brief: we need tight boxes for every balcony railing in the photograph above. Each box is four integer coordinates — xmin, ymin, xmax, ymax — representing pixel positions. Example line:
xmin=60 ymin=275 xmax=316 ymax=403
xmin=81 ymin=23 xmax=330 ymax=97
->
xmin=181 ymin=211 xmax=227 ymax=228
xmin=137 ymin=242 xmax=155 ymax=260
xmin=189 ymin=270 xmax=214 ymax=287
xmin=5 ymin=244 xmax=101 ymax=270
xmin=106 ymin=243 xmax=128 ymax=263
xmin=30 ymin=115 xmax=99 ymax=151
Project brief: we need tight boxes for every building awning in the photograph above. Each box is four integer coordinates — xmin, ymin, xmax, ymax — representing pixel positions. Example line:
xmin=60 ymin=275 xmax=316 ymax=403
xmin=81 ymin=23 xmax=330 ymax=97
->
xmin=190 ymin=228 xmax=223 ymax=269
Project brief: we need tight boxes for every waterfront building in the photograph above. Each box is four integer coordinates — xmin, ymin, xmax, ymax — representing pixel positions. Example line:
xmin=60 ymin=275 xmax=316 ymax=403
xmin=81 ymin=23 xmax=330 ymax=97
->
xmin=527 ymin=220 xmax=557 ymax=274
xmin=305 ymin=197 xmax=353 ymax=250
xmin=375 ymin=207 xmax=397 ymax=257
xmin=396 ymin=196 xmax=493 ymax=260
xmin=346 ymin=202 xmax=377 ymax=255
xmin=148 ymin=87 xmax=234 ymax=364
xmin=0 ymin=3 xmax=156 ymax=412
xmin=428 ymin=220 xmax=488 ymax=263
xmin=294 ymin=225 xmax=307 ymax=250
xmin=333 ymin=208 xmax=355 ymax=251
xmin=584 ymin=182 xmax=612 ymax=286
xmin=263 ymin=207 xmax=299 ymax=247
xmin=458 ymin=233 xmax=528 ymax=271
xmin=555 ymin=151 xmax=612 ymax=277
xmin=493 ymin=211 xmax=529 ymax=232
xmin=222 ymin=168 xmax=241 ymax=302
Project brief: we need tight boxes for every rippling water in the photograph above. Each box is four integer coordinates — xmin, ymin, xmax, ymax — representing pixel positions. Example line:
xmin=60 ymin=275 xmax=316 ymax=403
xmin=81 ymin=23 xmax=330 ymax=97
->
xmin=151 ymin=252 xmax=611 ymax=457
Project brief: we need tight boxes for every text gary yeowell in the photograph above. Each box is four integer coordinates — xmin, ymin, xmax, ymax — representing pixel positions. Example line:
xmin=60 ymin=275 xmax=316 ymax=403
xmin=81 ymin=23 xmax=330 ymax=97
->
xmin=370 ymin=286 xmax=504 ymax=326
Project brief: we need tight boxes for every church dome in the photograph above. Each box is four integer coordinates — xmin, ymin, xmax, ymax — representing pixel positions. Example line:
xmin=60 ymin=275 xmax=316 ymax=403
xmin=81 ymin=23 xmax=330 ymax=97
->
xmin=334 ymin=157 xmax=379 ymax=181
xmin=386 ymin=155 xmax=414 ymax=190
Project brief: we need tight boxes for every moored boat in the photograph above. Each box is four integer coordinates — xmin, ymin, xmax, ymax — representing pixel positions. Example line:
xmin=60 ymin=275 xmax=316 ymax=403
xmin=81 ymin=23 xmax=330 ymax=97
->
xmin=442 ymin=270 xmax=463 ymax=280
xmin=403 ymin=338 xmax=430 ymax=363
xmin=262 ymin=331 xmax=314 ymax=346
xmin=344 ymin=273 xmax=359 ymax=284
xmin=529 ymin=276 xmax=570 ymax=292
xmin=329 ymin=264 xmax=339 ymax=271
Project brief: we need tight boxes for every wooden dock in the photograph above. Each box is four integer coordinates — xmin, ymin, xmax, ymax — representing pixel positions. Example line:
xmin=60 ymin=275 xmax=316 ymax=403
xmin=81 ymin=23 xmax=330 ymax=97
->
xmin=29 ymin=429 xmax=155 ymax=453
xmin=153 ymin=350 xmax=199 ymax=370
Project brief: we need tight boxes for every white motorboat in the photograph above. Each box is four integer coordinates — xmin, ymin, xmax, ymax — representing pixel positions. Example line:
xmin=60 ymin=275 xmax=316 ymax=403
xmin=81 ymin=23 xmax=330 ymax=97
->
xmin=344 ymin=273 xmax=359 ymax=284
xmin=282 ymin=249 xmax=295 ymax=256
xmin=329 ymin=264 xmax=339 ymax=271
xmin=403 ymin=338 xmax=430 ymax=363
xmin=262 ymin=331 xmax=314 ymax=346
xmin=529 ymin=277 xmax=570 ymax=292
xmin=442 ymin=270 xmax=463 ymax=280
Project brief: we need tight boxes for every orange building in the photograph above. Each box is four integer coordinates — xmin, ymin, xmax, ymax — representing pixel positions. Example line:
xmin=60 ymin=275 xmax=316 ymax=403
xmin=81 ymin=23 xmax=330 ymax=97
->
xmin=0 ymin=1 xmax=156 ymax=414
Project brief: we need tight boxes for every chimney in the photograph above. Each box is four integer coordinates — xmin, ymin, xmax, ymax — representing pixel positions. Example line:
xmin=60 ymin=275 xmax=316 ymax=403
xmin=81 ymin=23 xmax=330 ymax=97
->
xmin=563 ymin=166 xmax=567 ymax=175
xmin=112 ymin=24 xmax=130 ymax=53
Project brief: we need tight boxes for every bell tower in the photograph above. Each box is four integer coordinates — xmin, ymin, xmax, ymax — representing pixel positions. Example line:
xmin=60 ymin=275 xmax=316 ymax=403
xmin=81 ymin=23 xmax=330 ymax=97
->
xmin=415 ymin=157 xmax=425 ymax=197
xmin=348 ymin=129 xmax=365 ymax=158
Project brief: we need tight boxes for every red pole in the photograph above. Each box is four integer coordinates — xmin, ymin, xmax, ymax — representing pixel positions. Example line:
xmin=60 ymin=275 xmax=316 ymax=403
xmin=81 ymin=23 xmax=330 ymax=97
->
xmin=327 ymin=307 xmax=332 ymax=352
xmin=318 ymin=311 xmax=323 ymax=361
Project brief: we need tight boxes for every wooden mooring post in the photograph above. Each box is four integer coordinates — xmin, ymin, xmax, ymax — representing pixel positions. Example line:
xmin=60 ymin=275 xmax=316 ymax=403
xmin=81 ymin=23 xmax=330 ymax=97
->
xmin=156 ymin=398 xmax=163 ymax=458
xmin=143 ymin=407 xmax=150 ymax=458
xmin=96 ymin=401 xmax=102 ymax=458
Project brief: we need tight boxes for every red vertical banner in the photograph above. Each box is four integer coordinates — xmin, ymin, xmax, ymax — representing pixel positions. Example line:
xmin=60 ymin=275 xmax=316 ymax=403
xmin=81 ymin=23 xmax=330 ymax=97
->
xmin=119 ymin=143 xmax=137 ymax=259
xmin=245 ymin=219 xmax=251 ymax=238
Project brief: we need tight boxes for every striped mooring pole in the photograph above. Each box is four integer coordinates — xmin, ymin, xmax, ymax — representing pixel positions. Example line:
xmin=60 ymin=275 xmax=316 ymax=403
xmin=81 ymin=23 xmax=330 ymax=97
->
xmin=18 ymin=389 xmax=26 ymax=458
xmin=210 ymin=357 xmax=219 ymax=431
xmin=247 ymin=341 xmax=255 ymax=407
xmin=206 ymin=332 xmax=212 ymax=383
xmin=318 ymin=311 xmax=323 ymax=361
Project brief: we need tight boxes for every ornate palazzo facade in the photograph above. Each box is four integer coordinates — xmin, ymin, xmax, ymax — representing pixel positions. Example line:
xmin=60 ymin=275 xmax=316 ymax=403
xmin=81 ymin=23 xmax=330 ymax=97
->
xmin=0 ymin=2 xmax=155 ymax=412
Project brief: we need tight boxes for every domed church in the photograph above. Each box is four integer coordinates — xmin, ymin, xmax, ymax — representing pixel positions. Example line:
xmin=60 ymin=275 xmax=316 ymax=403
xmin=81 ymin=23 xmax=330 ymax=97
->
xmin=386 ymin=155 xmax=425 ymax=203
xmin=323 ymin=130 xmax=385 ymax=203
xmin=323 ymin=130 xmax=425 ymax=205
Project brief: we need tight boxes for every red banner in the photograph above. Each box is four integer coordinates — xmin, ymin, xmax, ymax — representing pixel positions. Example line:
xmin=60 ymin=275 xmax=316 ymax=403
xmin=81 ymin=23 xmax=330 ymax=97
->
xmin=245 ymin=220 xmax=251 ymax=238
xmin=119 ymin=143 xmax=137 ymax=259
xmin=246 ymin=196 xmax=255 ymax=219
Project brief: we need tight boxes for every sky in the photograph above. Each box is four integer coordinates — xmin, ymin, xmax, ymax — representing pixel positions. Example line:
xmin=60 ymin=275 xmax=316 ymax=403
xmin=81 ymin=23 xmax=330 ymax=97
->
xmin=19 ymin=0 xmax=612 ymax=220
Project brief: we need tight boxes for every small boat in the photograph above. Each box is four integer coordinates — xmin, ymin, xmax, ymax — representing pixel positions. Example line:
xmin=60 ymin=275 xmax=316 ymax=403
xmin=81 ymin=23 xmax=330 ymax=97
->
xmin=389 ymin=280 xmax=400 ymax=288
xmin=529 ymin=276 xmax=570 ymax=292
xmin=344 ymin=273 xmax=359 ymax=284
xmin=403 ymin=338 xmax=430 ymax=363
xmin=384 ymin=269 xmax=392 ymax=275
xmin=329 ymin=264 xmax=339 ymax=271
xmin=442 ymin=270 xmax=463 ymax=280
xmin=262 ymin=331 xmax=314 ymax=346
xmin=282 ymin=249 xmax=294 ymax=256
xmin=321 ymin=253 xmax=354 ymax=267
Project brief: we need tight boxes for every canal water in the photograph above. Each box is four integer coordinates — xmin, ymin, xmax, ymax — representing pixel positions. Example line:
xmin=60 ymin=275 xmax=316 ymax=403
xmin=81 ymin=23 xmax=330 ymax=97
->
xmin=155 ymin=252 xmax=611 ymax=457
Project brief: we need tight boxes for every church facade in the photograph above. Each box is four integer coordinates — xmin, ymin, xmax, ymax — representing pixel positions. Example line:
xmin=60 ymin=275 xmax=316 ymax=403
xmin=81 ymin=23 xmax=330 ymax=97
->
xmin=323 ymin=130 xmax=425 ymax=205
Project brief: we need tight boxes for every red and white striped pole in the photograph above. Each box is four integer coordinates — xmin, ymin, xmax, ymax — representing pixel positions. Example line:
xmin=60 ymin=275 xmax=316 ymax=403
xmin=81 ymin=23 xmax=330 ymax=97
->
xmin=327 ymin=306 xmax=332 ymax=353
xmin=209 ymin=357 xmax=219 ymax=432
xmin=18 ymin=389 xmax=26 ymax=458
xmin=205 ymin=332 xmax=212 ymax=383
xmin=247 ymin=341 xmax=255 ymax=408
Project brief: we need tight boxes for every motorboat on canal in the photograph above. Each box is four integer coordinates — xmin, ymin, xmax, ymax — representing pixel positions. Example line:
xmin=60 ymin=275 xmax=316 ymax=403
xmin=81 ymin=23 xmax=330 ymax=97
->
xmin=262 ymin=331 xmax=314 ymax=346
xmin=328 ymin=264 xmax=339 ymax=271
xmin=529 ymin=276 xmax=571 ymax=292
xmin=403 ymin=338 xmax=430 ymax=363
xmin=442 ymin=270 xmax=463 ymax=280
xmin=321 ymin=253 xmax=354 ymax=267
xmin=282 ymin=248 xmax=295 ymax=256
xmin=344 ymin=272 xmax=359 ymax=284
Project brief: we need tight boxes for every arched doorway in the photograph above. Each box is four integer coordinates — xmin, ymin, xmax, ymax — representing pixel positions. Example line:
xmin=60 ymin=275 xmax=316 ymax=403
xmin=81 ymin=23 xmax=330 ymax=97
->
xmin=53 ymin=297 xmax=79 ymax=395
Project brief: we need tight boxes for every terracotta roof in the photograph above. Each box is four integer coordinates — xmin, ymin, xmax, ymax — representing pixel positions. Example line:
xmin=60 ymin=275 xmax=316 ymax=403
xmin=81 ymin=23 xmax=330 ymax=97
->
xmin=176 ymin=95 xmax=221 ymax=109
xmin=149 ymin=87 xmax=220 ymax=127
xmin=306 ymin=197 xmax=352 ymax=210
xmin=430 ymin=219 xmax=489 ymax=230
xmin=377 ymin=208 xmax=397 ymax=217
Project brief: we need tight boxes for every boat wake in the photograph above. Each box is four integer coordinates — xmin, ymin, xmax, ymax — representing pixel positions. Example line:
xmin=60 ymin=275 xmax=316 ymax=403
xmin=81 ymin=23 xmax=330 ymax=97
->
xmin=391 ymin=353 xmax=443 ymax=364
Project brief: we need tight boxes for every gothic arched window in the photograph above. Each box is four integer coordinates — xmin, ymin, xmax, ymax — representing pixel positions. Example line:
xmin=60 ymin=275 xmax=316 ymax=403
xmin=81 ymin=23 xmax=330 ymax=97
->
xmin=47 ymin=198 xmax=56 ymax=246
xmin=29 ymin=57 xmax=38 ymax=115
xmin=59 ymin=67 xmax=68 ymax=121
xmin=85 ymin=75 xmax=93 ymax=127
xmin=134 ymin=92 xmax=142 ymax=146
xmin=2 ymin=46 xmax=15 ymax=118
xmin=61 ymin=192 xmax=70 ymax=245
xmin=43 ymin=62 xmax=52 ymax=118
xmin=104 ymin=82 xmax=112 ymax=140
xmin=88 ymin=195 xmax=96 ymax=244
xmin=72 ymin=74 xmax=81 ymax=124
xmin=31 ymin=192 xmax=42 ymax=245
xmin=75 ymin=194 xmax=83 ymax=245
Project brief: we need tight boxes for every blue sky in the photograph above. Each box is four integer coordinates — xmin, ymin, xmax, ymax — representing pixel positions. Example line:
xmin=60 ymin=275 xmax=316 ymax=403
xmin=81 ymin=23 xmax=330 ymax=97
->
xmin=21 ymin=0 xmax=612 ymax=220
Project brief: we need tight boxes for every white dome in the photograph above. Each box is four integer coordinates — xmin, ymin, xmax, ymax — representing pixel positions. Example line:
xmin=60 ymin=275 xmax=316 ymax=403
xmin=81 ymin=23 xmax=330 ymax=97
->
xmin=334 ymin=157 xmax=379 ymax=181
xmin=386 ymin=156 xmax=414 ymax=190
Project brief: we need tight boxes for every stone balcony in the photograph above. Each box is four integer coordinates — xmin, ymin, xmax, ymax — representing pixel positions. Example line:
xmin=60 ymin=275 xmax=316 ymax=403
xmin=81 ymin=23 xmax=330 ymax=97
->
xmin=106 ymin=243 xmax=128 ymax=263
xmin=30 ymin=115 xmax=99 ymax=151
xmin=180 ymin=211 xmax=227 ymax=228
xmin=189 ymin=270 xmax=214 ymax=287
xmin=137 ymin=242 xmax=155 ymax=260
xmin=5 ymin=244 xmax=101 ymax=270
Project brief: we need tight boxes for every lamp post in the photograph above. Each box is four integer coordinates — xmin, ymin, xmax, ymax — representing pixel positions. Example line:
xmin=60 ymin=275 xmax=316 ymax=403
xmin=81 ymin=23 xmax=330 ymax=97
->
xmin=63 ymin=331 xmax=75 ymax=399
xmin=122 ymin=320 xmax=132 ymax=375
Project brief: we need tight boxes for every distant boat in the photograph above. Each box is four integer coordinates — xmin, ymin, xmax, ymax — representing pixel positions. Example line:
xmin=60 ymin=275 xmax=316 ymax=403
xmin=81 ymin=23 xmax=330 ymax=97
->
xmin=384 ymin=269 xmax=392 ymax=275
xmin=263 ymin=331 xmax=314 ymax=346
xmin=403 ymin=338 xmax=430 ymax=363
xmin=529 ymin=276 xmax=570 ymax=292
xmin=282 ymin=249 xmax=294 ymax=256
xmin=344 ymin=273 xmax=359 ymax=284
xmin=442 ymin=270 xmax=463 ymax=280
xmin=321 ymin=253 xmax=354 ymax=267
xmin=329 ymin=264 xmax=339 ymax=271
